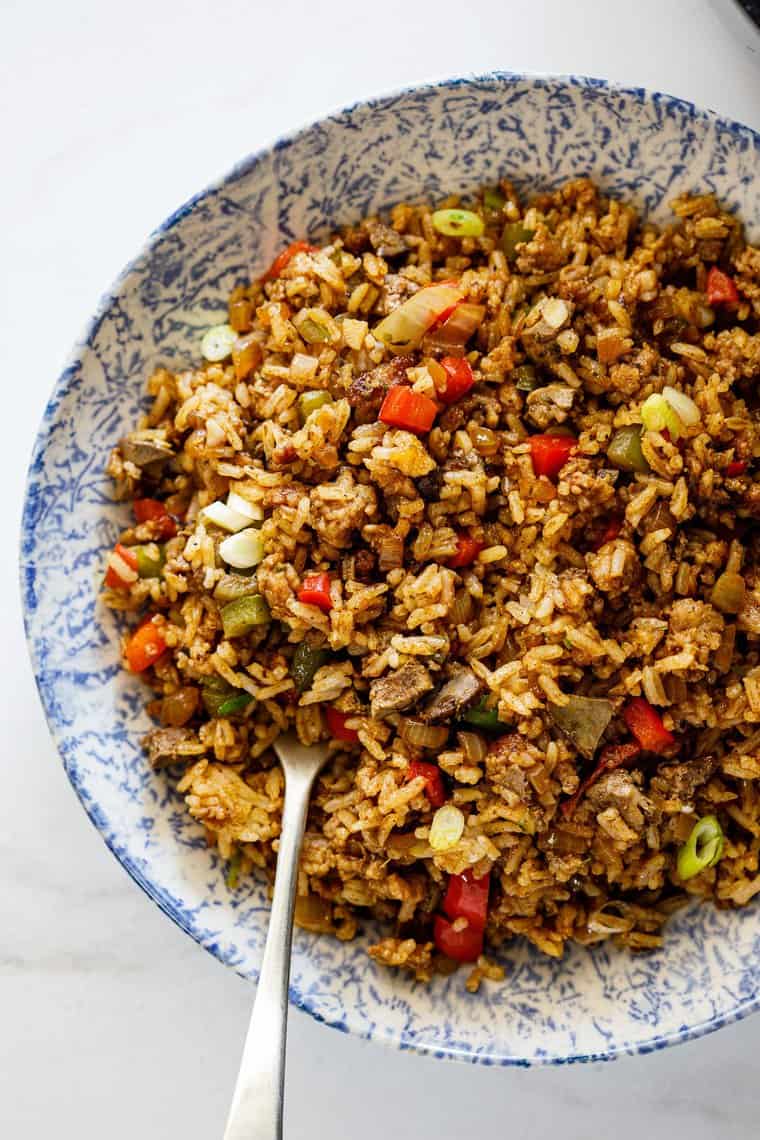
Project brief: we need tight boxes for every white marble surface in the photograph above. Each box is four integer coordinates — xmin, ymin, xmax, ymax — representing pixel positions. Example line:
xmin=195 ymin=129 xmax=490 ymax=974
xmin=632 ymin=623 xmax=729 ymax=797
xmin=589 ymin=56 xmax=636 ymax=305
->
xmin=4 ymin=1 xmax=760 ymax=1135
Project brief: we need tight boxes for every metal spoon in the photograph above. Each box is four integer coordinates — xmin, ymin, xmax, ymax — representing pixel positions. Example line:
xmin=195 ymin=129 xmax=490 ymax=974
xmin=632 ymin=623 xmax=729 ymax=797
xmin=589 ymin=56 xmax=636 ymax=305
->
xmin=223 ymin=731 xmax=330 ymax=1140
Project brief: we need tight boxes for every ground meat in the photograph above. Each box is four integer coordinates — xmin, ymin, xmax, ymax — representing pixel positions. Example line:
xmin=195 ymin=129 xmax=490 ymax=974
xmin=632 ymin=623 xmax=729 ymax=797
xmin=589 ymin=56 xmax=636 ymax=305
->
xmin=663 ymin=599 xmax=724 ymax=668
xmin=585 ymin=769 xmax=653 ymax=831
xmin=366 ymin=220 xmax=408 ymax=259
xmin=351 ymin=549 xmax=377 ymax=583
xmin=649 ymin=755 xmax=718 ymax=804
xmin=309 ymin=471 xmax=377 ymax=549
xmin=369 ymin=661 xmax=433 ymax=717
xmin=525 ymin=384 xmax=575 ymax=429
xmin=636 ymin=499 xmax=676 ymax=537
xmin=264 ymin=483 xmax=307 ymax=509
xmin=515 ymin=226 xmax=567 ymax=273
xmin=415 ymin=467 xmax=442 ymax=502
xmin=423 ymin=668 xmax=482 ymax=722
xmin=120 ymin=430 xmax=175 ymax=472
xmin=348 ymin=355 xmax=415 ymax=423
xmin=485 ymin=733 xmax=544 ymax=804
xmin=438 ymin=396 xmax=477 ymax=434
xmin=586 ymin=539 xmax=639 ymax=592
xmin=143 ymin=727 xmax=198 ymax=770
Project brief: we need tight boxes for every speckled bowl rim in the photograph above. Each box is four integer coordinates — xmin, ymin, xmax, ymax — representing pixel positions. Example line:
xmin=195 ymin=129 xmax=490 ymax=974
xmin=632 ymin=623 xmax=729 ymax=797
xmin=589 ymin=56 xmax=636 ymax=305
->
xmin=20 ymin=70 xmax=760 ymax=1067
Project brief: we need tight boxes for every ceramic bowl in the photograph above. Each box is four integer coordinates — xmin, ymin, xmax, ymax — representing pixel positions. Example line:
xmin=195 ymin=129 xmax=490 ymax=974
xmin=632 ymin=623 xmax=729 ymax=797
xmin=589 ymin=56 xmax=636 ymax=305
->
xmin=21 ymin=73 xmax=760 ymax=1066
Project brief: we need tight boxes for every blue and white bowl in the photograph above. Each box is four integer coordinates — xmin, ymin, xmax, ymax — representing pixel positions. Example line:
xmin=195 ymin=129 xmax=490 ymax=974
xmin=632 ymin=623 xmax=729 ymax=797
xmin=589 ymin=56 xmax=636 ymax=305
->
xmin=21 ymin=73 xmax=760 ymax=1066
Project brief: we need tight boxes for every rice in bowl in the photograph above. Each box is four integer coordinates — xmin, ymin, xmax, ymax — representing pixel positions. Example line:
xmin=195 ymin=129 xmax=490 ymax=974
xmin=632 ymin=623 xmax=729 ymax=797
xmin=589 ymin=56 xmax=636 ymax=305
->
xmin=102 ymin=177 xmax=760 ymax=989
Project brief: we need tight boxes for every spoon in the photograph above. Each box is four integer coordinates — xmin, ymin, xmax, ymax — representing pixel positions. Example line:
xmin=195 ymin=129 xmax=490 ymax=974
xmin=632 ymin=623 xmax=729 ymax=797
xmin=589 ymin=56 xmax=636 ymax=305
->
xmin=223 ymin=731 xmax=330 ymax=1140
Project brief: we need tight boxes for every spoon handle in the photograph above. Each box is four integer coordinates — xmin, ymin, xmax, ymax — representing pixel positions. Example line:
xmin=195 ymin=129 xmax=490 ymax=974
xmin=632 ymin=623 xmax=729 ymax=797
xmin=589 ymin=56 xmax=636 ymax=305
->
xmin=223 ymin=767 xmax=315 ymax=1140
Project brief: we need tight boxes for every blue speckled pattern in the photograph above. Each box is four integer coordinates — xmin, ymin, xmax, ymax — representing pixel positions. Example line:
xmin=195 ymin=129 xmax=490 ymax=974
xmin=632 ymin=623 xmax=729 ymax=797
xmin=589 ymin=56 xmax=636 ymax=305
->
xmin=21 ymin=73 xmax=760 ymax=1067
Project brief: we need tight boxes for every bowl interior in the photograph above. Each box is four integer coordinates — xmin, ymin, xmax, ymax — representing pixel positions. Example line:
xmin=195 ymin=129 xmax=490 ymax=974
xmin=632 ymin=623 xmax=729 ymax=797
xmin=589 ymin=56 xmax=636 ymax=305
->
xmin=22 ymin=73 xmax=760 ymax=1065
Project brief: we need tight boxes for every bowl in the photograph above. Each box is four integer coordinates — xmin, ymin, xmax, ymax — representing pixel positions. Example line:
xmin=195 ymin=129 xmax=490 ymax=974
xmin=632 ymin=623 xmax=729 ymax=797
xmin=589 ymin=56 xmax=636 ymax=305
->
xmin=21 ymin=72 xmax=760 ymax=1066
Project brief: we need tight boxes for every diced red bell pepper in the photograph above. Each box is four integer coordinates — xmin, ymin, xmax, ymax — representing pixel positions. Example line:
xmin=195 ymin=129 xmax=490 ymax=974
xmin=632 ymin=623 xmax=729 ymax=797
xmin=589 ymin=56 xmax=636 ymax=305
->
xmin=379 ymin=386 xmax=438 ymax=434
xmin=447 ymin=533 xmax=485 ymax=569
xmin=406 ymin=760 xmax=446 ymax=808
xmin=726 ymin=460 xmax=747 ymax=477
xmin=592 ymin=515 xmax=622 ymax=551
xmin=104 ymin=543 xmax=139 ymax=589
xmin=706 ymin=266 xmax=740 ymax=306
xmin=263 ymin=240 xmax=317 ymax=281
xmin=437 ymin=357 xmax=475 ymax=405
xmin=623 ymin=697 xmax=675 ymax=754
xmin=133 ymin=498 xmax=177 ymax=538
xmin=443 ymin=870 xmax=490 ymax=933
xmin=325 ymin=706 xmax=360 ymax=743
xmin=529 ymin=433 xmax=576 ymax=479
xmin=560 ymin=740 xmax=641 ymax=819
xmin=433 ymin=914 xmax=483 ymax=962
xmin=298 ymin=572 xmax=333 ymax=612
xmin=125 ymin=615 xmax=167 ymax=673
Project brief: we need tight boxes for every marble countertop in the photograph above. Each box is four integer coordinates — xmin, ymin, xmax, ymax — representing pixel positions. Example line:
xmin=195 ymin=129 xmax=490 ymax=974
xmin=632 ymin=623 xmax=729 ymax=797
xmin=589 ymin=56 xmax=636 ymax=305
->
xmin=4 ymin=1 xmax=760 ymax=1135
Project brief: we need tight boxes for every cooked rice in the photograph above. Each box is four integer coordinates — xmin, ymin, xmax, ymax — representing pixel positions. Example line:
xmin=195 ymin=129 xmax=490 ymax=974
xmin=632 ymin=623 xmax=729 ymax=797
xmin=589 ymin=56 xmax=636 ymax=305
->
xmin=104 ymin=177 xmax=760 ymax=984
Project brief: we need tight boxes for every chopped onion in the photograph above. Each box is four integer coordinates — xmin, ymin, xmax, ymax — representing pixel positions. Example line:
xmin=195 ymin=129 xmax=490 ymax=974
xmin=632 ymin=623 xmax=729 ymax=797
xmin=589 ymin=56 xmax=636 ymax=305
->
xmin=374 ymin=283 xmax=463 ymax=354
xmin=219 ymin=527 xmax=265 ymax=569
xmin=201 ymin=500 xmax=251 ymax=533
xmin=456 ymin=731 xmax=487 ymax=764
xmin=398 ymin=718 xmax=449 ymax=750
xmin=663 ymin=386 xmax=701 ymax=428
xmin=429 ymin=804 xmax=465 ymax=851
xmin=449 ymin=590 xmax=474 ymax=626
xmin=201 ymin=323 xmax=237 ymax=362
xmin=711 ymin=571 xmax=745 ymax=614
xmin=640 ymin=393 xmax=682 ymax=439
xmin=294 ymin=894 xmax=333 ymax=933
xmin=424 ymin=302 xmax=485 ymax=352
xmin=227 ymin=490 xmax=264 ymax=523
xmin=378 ymin=533 xmax=404 ymax=571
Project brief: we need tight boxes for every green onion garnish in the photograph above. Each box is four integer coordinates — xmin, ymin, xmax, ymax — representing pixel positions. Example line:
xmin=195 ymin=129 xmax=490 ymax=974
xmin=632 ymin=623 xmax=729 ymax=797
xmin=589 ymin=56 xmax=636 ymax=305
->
xmin=201 ymin=323 xmax=237 ymax=362
xmin=432 ymin=209 xmax=485 ymax=238
xmin=677 ymin=815 xmax=724 ymax=880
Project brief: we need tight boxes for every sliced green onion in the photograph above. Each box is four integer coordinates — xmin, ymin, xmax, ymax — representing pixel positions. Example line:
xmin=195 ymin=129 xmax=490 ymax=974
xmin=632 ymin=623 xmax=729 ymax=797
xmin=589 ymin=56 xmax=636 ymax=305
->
xmin=299 ymin=317 xmax=331 ymax=344
xmin=607 ymin=425 xmax=650 ymax=473
xmin=134 ymin=543 xmax=165 ymax=579
xmin=201 ymin=323 xmax=237 ymax=362
xmin=221 ymin=594 xmax=270 ymax=638
xmin=226 ymin=850 xmax=242 ymax=889
xmin=298 ymin=390 xmax=332 ymax=424
xmin=432 ymin=209 xmax=485 ymax=238
xmin=640 ymin=393 xmax=682 ymax=439
xmin=711 ymin=571 xmax=745 ymax=614
xmin=513 ymin=363 xmax=540 ymax=391
xmin=502 ymin=222 xmax=535 ymax=261
xmin=677 ymin=815 xmax=724 ymax=880
xmin=292 ymin=642 xmax=330 ymax=693
xmin=218 ymin=692 xmax=254 ymax=717
xmin=462 ymin=696 xmax=504 ymax=731
xmin=202 ymin=499 xmax=251 ymax=533
xmin=483 ymin=186 xmax=506 ymax=211
xmin=662 ymin=386 xmax=701 ymax=429
xmin=429 ymin=804 xmax=465 ymax=851
xmin=219 ymin=527 xmax=265 ymax=569
xmin=226 ymin=490 xmax=264 ymax=524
